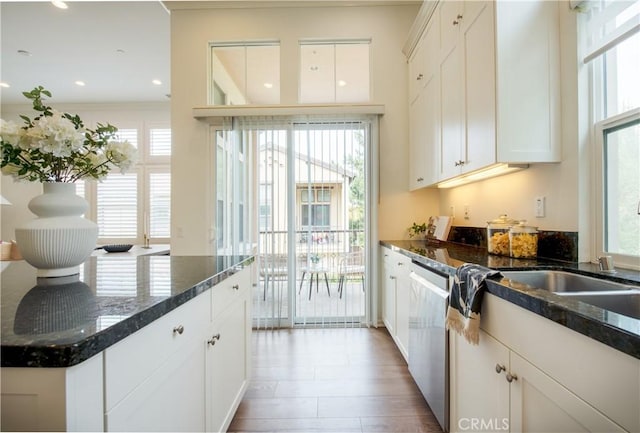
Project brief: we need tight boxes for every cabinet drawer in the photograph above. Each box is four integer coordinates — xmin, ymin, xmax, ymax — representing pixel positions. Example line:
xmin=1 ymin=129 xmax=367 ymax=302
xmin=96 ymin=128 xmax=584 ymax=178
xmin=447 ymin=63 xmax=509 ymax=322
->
xmin=104 ymin=291 xmax=211 ymax=411
xmin=212 ymin=269 xmax=250 ymax=318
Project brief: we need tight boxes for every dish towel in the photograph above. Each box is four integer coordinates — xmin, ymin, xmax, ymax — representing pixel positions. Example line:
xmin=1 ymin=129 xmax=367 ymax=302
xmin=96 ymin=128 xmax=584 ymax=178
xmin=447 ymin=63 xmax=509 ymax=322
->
xmin=445 ymin=263 xmax=501 ymax=345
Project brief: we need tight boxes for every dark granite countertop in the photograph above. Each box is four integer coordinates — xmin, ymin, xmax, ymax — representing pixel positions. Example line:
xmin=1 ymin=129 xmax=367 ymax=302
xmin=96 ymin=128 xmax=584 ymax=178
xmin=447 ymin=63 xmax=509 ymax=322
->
xmin=1 ymin=255 xmax=254 ymax=368
xmin=381 ymin=240 xmax=640 ymax=359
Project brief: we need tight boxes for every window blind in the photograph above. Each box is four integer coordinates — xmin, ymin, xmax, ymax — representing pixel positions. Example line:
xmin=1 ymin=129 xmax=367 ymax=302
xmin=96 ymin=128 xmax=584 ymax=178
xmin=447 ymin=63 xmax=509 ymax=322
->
xmin=115 ymin=128 xmax=138 ymax=147
xmin=97 ymin=173 xmax=138 ymax=238
xmin=150 ymin=128 xmax=171 ymax=156
xmin=149 ymin=172 xmax=171 ymax=238
xmin=582 ymin=0 xmax=640 ymax=63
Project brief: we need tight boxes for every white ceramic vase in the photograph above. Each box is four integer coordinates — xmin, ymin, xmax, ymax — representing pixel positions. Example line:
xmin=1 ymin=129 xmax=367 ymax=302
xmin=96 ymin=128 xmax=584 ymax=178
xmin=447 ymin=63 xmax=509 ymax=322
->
xmin=15 ymin=182 xmax=98 ymax=277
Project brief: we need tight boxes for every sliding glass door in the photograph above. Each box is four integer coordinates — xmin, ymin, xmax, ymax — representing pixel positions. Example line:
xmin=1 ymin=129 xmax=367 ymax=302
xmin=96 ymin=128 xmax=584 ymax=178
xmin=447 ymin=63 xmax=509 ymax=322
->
xmin=216 ymin=116 xmax=373 ymax=328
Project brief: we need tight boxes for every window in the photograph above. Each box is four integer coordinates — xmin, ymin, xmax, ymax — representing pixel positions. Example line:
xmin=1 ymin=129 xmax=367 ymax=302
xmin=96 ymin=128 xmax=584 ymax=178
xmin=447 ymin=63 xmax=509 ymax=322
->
xmin=299 ymin=40 xmax=370 ymax=103
xmin=82 ymin=123 xmax=171 ymax=243
xmin=210 ymin=41 xmax=280 ymax=105
xmin=299 ymin=187 xmax=332 ymax=228
xmin=259 ymin=183 xmax=273 ymax=231
xmin=583 ymin=0 xmax=640 ymax=268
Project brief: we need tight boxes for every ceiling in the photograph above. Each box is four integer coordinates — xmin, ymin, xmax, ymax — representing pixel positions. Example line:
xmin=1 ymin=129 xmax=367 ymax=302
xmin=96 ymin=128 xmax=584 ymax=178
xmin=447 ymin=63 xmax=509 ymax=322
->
xmin=0 ymin=1 xmax=171 ymax=105
xmin=1 ymin=0 xmax=420 ymax=106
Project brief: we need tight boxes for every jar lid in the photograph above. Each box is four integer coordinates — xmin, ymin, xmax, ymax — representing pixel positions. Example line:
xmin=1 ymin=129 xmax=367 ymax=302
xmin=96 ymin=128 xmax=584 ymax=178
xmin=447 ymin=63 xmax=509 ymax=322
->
xmin=510 ymin=220 xmax=538 ymax=233
xmin=487 ymin=214 xmax=519 ymax=226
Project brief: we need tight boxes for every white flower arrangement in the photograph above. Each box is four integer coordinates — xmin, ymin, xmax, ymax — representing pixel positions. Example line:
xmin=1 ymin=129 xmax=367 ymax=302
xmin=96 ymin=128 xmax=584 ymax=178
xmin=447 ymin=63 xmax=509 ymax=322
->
xmin=0 ymin=86 xmax=137 ymax=183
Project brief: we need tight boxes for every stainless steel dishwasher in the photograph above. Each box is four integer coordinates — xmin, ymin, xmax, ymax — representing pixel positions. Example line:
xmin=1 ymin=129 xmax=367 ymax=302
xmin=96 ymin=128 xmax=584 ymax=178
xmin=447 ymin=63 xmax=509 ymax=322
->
xmin=409 ymin=261 xmax=450 ymax=432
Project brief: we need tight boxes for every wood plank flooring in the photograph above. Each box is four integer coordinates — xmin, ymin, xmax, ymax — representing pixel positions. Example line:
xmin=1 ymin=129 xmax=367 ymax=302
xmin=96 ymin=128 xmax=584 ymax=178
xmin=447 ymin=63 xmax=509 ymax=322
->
xmin=229 ymin=327 xmax=443 ymax=433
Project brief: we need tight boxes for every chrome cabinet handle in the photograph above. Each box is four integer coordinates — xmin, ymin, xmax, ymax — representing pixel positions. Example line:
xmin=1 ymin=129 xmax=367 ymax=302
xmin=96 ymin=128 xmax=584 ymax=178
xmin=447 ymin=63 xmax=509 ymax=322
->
xmin=173 ymin=325 xmax=184 ymax=335
xmin=454 ymin=160 xmax=466 ymax=167
xmin=416 ymin=177 xmax=424 ymax=182
xmin=495 ymin=364 xmax=506 ymax=374
xmin=207 ymin=333 xmax=221 ymax=346
xmin=416 ymin=73 xmax=424 ymax=81
xmin=506 ymin=372 xmax=518 ymax=383
xmin=232 ymin=284 xmax=240 ymax=290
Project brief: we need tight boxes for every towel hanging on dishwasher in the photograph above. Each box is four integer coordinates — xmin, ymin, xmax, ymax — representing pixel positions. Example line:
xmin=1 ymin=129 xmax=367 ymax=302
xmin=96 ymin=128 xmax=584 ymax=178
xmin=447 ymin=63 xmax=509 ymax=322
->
xmin=445 ymin=263 xmax=501 ymax=345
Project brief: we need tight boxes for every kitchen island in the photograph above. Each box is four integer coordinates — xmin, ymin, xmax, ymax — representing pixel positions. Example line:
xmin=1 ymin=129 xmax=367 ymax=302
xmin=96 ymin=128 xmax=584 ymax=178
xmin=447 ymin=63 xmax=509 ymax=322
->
xmin=1 ymin=254 xmax=254 ymax=432
xmin=381 ymin=240 xmax=640 ymax=432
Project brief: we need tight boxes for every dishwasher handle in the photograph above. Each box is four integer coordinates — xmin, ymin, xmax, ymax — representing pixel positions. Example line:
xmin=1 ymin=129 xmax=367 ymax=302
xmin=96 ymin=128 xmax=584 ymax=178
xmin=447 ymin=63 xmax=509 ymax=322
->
xmin=410 ymin=271 xmax=449 ymax=299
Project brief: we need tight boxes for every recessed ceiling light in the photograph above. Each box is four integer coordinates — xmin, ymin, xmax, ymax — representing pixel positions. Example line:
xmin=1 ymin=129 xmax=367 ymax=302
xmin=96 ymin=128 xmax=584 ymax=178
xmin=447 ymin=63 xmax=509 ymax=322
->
xmin=0 ymin=82 xmax=10 ymax=88
xmin=17 ymin=49 xmax=32 ymax=57
xmin=152 ymin=79 xmax=162 ymax=85
xmin=51 ymin=1 xmax=68 ymax=9
xmin=75 ymin=81 xmax=86 ymax=87
xmin=263 ymin=82 xmax=273 ymax=89
xmin=338 ymin=80 xmax=347 ymax=87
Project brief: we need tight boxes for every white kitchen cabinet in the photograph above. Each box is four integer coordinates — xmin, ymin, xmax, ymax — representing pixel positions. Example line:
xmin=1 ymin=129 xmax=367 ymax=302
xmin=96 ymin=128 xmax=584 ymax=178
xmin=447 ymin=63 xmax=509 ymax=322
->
xmin=439 ymin=1 xmax=494 ymax=180
xmin=407 ymin=0 xmax=561 ymax=188
xmin=381 ymin=248 xmax=397 ymax=336
xmin=409 ymin=17 xmax=440 ymax=190
xmin=380 ymin=246 xmax=410 ymax=361
xmin=450 ymin=293 xmax=639 ymax=433
xmin=206 ymin=269 xmax=252 ymax=433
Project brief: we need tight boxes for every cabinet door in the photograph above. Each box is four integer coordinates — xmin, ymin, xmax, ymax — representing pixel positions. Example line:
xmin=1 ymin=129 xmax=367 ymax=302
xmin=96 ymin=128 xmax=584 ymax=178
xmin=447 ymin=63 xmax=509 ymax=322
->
xmin=395 ymin=266 xmax=410 ymax=362
xmin=409 ymin=34 xmax=428 ymax=104
xmin=206 ymin=295 xmax=249 ymax=433
xmin=439 ymin=42 xmax=463 ymax=180
xmin=509 ymin=352 xmax=625 ymax=433
xmin=105 ymin=337 xmax=206 ymax=432
xmin=450 ymin=330 xmax=509 ymax=433
xmin=439 ymin=1 xmax=463 ymax=58
xmin=409 ymin=87 xmax=429 ymax=190
xmin=381 ymin=251 xmax=397 ymax=336
xmin=462 ymin=1 xmax=496 ymax=173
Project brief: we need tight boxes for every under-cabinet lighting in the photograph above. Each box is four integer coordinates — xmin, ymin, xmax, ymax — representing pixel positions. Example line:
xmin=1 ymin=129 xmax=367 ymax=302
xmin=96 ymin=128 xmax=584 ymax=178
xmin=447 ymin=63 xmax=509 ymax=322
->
xmin=436 ymin=163 xmax=529 ymax=189
xmin=51 ymin=1 xmax=68 ymax=9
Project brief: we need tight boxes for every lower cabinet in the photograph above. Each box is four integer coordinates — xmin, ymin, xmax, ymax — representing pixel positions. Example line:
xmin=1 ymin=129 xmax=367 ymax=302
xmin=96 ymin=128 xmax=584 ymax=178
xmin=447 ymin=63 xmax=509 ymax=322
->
xmin=380 ymin=246 xmax=410 ymax=361
xmin=450 ymin=293 xmax=638 ymax=433
xmin=206 ymin=271 xmax=251 ymax=433
xmin=1 ymin=265 xmax=253 ymax=432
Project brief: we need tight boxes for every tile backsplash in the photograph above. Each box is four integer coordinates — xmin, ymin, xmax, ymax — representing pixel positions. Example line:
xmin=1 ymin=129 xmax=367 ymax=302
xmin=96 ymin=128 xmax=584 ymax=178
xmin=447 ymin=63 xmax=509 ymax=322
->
xmin=447 ymin=226 xmax=578 ymax=262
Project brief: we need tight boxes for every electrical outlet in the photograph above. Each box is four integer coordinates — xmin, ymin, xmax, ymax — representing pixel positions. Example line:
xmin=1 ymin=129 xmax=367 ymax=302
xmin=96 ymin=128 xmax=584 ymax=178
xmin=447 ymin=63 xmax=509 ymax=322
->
xmin=535 ymin=196 xmax=545 ymax=218
xmin=464 ymin=205 xmax=470 ymax=220
xmin=449 ymin=205 xmax=455 ymax=218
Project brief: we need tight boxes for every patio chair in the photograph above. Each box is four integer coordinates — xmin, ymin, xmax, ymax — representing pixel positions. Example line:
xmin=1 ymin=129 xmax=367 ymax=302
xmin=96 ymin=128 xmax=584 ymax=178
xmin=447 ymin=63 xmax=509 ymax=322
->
xmin=336 ymin=251 xmax=364 ymax=299
xmin=259 ymin=254 xmax=288 ymax=300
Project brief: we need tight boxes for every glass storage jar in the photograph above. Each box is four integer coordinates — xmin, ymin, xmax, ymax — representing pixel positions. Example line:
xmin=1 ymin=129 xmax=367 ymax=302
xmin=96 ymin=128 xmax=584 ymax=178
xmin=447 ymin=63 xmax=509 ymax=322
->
xmin=509 ymin=221 xmax=538 ymax=258
xmin=487 ymin=215 xmax=518 ymax=256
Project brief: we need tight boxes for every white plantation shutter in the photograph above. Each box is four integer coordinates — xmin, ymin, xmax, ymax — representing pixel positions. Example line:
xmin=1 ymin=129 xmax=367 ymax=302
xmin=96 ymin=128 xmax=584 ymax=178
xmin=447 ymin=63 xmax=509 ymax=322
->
xmin=149 ymin=128 xmax=171 ymax=156
xmin=115 ymin=128 xmax=139 ymax=147
xmin=97 ymin=173 xmax=138 ymax=238
xmin=149 ymin=172 xmax=171 ymax=238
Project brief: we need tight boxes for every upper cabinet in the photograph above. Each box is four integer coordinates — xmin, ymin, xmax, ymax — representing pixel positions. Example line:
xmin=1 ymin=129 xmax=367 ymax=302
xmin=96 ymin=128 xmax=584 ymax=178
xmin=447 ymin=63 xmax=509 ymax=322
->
xmin=407 ymin=0 xmax=561 ymax=189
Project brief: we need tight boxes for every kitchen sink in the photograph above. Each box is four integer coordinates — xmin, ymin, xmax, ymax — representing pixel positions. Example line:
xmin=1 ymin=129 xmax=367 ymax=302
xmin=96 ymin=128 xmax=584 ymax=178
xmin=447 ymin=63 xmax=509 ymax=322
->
xmin=501 ymin=270 xmax=640 ymax=320
xmin=500 ymin=270 xmax=637 ymax=293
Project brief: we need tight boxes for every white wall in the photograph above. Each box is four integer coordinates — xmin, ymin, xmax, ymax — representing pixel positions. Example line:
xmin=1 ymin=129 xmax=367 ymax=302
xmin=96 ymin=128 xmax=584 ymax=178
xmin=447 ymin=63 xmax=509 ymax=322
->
xmin=0 ymin=102 xmax=170 ymax=242
xmin=170 ymin=4 xmax=440 ymax=255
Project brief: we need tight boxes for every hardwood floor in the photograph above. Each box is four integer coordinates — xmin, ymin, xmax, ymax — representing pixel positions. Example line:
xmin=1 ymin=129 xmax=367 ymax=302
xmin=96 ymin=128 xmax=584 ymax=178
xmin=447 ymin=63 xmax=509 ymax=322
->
xmin=229 ymin=327 xmax=443 ymax=433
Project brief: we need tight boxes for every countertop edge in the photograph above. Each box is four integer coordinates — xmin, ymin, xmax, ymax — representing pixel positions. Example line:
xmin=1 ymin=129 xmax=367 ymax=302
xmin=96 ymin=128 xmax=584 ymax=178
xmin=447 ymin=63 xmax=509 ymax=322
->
xmin=1 ymin=256 xmax=255 ymax=368
xmin=380 ymin=240 xmax=640 ymax=360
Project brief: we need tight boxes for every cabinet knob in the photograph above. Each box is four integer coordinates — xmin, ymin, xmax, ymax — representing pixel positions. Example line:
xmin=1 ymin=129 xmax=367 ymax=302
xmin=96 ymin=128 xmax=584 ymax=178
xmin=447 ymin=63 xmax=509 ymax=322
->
xmin=506 ymin=372 xmax=518 ymax=383
xmin=416 ymin=177 xmax=424 ymax=182
xmin=416 ymin=73 xmax=424 ymax=81
xmin=232 ymin=284 xmax=240 ymax=291
xmin=453 ymin=20 xmax=459 ymax=26
xmin=173 ymin=325 xmax=185 ymax=335
xmin=389 ymin=276 xmax=396 ymax=280
xmin=454 ymin=160 xmax=465 ymax=167
xmin=457 ymin=14 xmax=463 ymax=19
xmin=207 ymin=333 xmax=221 ymax=346
xmin=397 ymin=262 xmax=404 ymax=266
xmin=495 ymin=364 xmax=506 ymax=374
